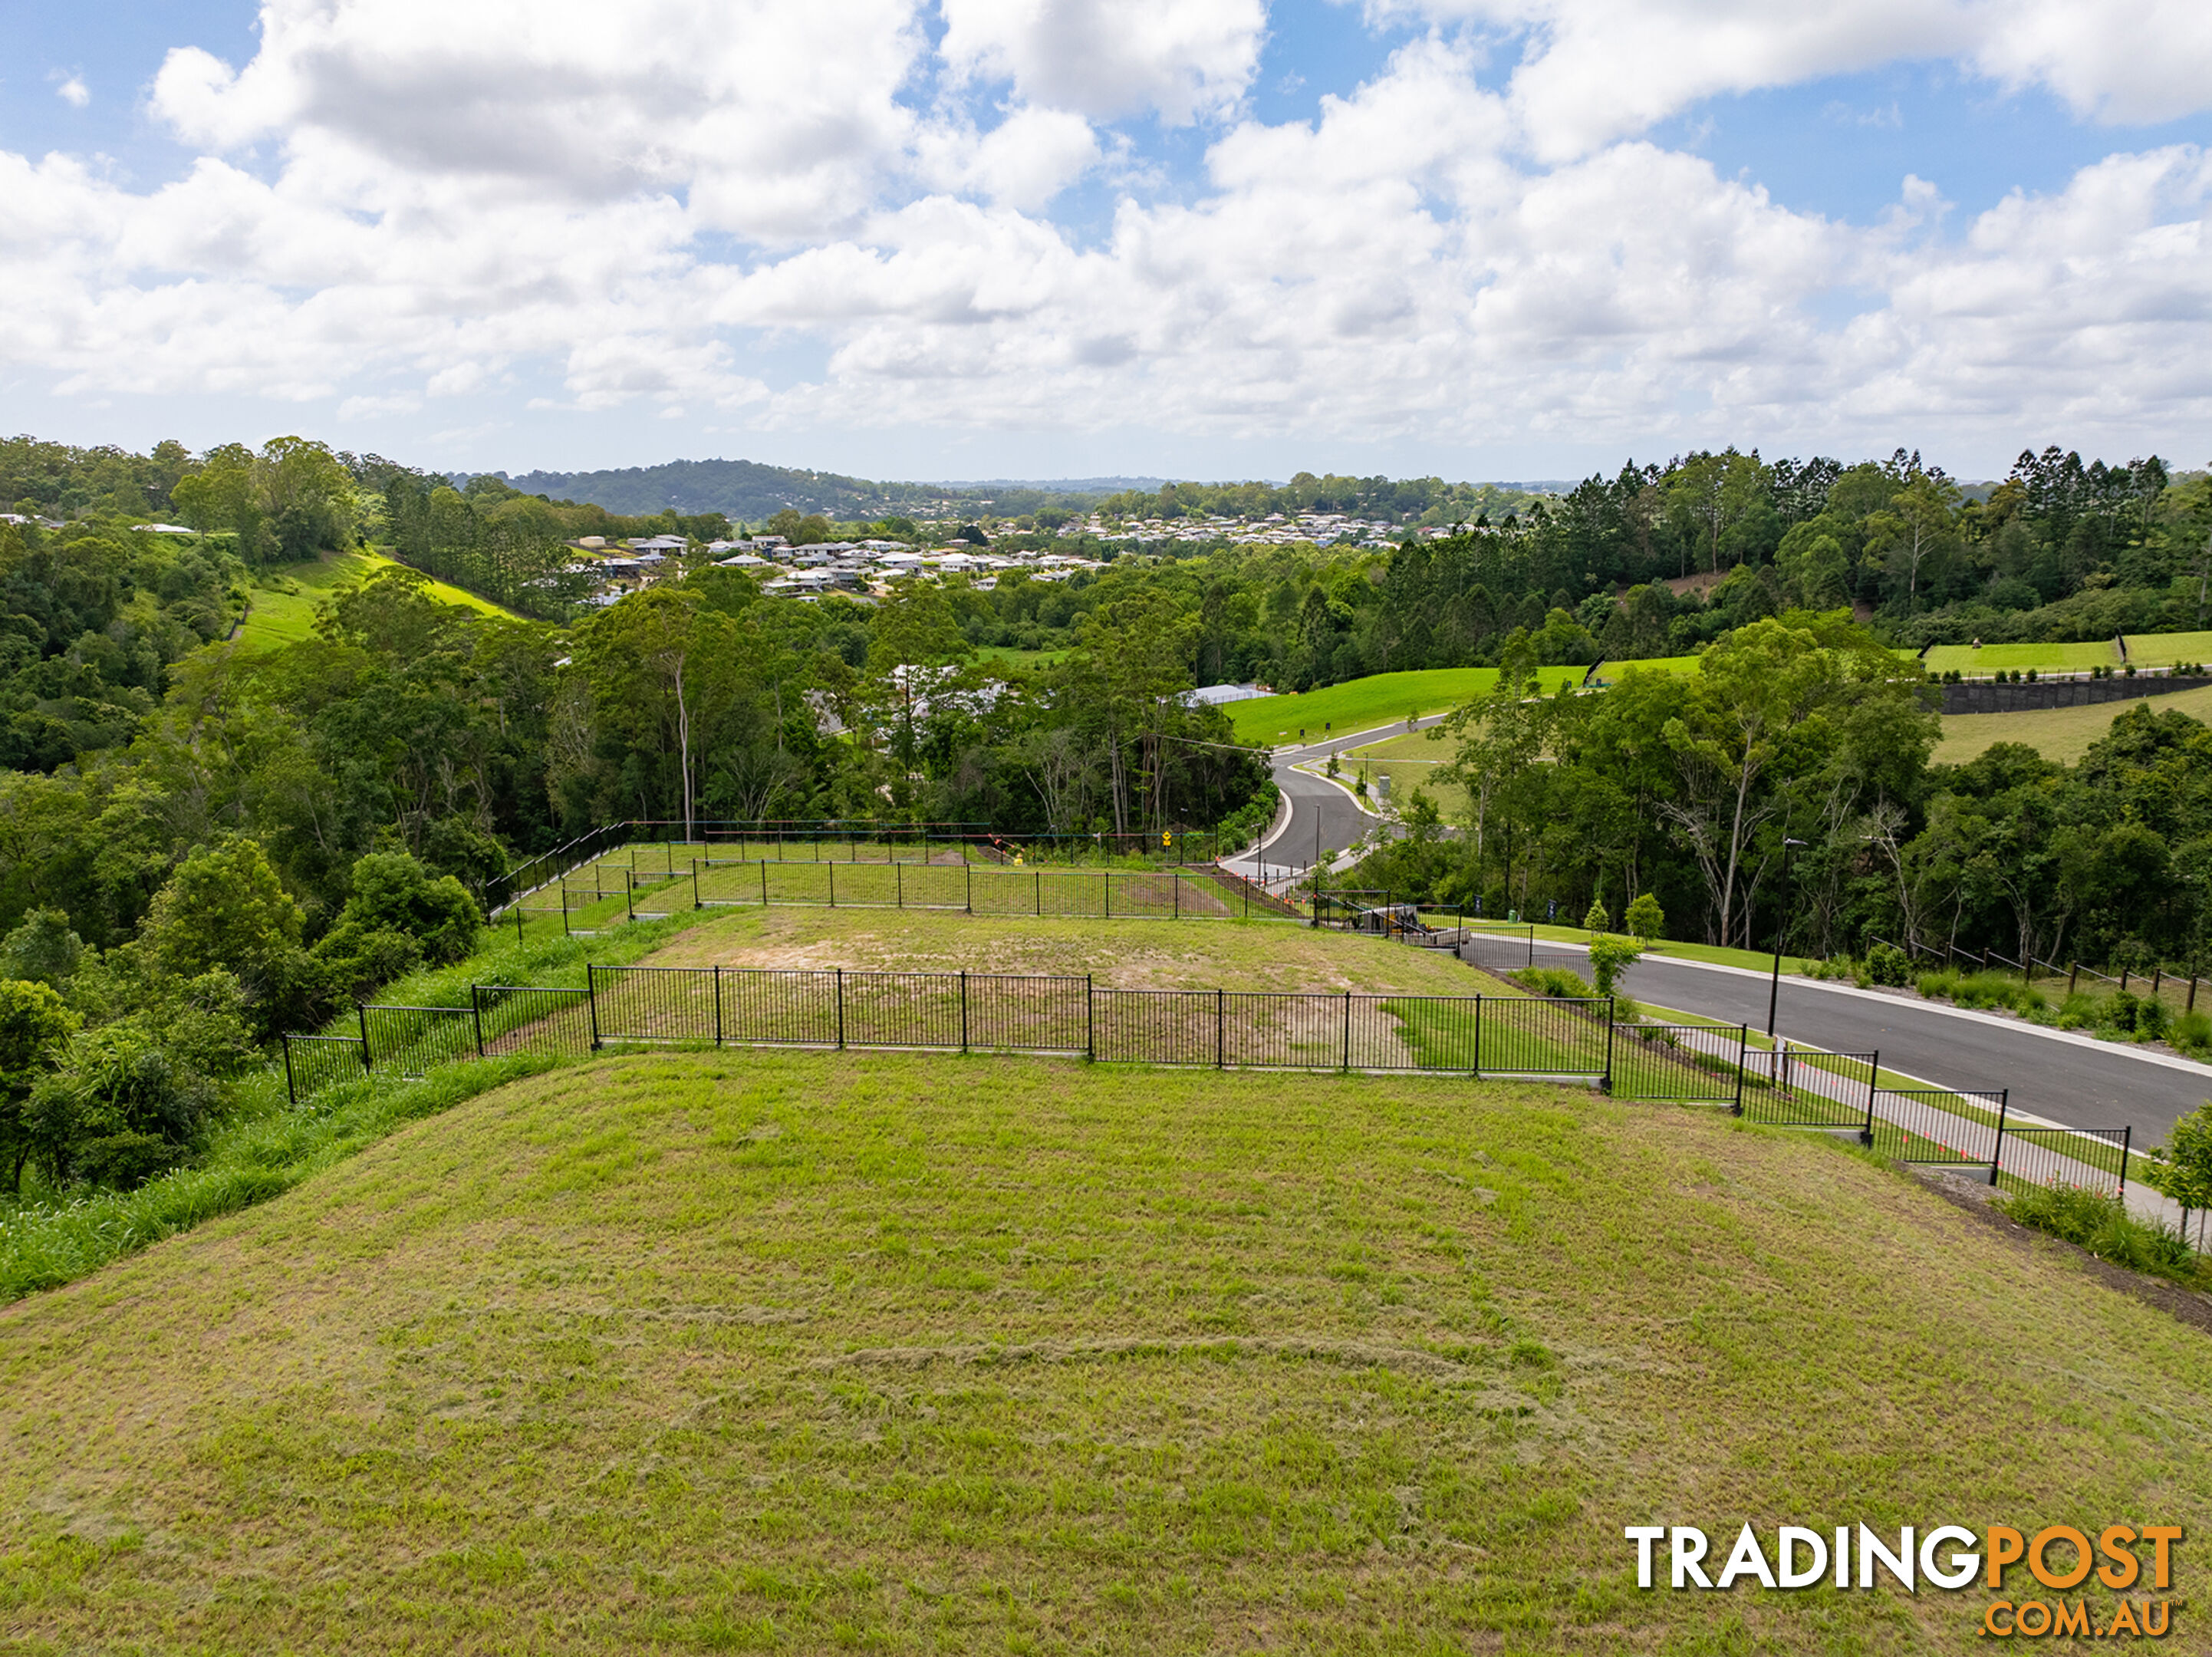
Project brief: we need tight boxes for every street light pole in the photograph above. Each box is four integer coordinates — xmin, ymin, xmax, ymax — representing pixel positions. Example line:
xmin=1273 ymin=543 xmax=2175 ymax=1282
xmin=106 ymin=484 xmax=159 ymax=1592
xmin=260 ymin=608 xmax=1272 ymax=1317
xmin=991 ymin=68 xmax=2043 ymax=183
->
xmin=1767 ymin=836 xmax=1809 ymax=1038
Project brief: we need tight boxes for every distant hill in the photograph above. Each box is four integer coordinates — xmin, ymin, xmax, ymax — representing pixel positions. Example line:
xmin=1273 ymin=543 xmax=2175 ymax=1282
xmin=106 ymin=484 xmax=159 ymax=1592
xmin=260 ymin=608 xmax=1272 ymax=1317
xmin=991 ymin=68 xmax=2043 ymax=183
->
xmin=489 ymin=458 xmax=962 ymax=522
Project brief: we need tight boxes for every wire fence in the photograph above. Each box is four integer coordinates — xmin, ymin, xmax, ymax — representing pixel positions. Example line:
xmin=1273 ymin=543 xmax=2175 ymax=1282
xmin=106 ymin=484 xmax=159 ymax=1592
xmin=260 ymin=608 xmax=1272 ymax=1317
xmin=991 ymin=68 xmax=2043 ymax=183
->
xmin=281 ymin=962 xmax=2158 ymax=1237
xmin=284 ymin=968 xmax=1626 ymax=1102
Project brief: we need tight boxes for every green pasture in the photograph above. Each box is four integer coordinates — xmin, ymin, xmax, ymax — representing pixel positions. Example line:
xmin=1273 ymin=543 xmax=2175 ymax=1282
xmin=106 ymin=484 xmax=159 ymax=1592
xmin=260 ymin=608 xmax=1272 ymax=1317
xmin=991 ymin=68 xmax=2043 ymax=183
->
xmin=1924 ymin=629 xmax=2212 ymax=680
xmin=235 ymin=548 xmax=515 ymax=653
xmin=1227 ymin=659 xmax=1701 ymax=746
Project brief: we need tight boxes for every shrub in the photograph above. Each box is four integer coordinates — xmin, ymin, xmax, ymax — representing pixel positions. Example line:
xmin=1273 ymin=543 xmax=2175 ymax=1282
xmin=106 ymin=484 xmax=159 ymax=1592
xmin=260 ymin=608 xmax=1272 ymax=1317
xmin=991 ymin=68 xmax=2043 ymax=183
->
xmin=1510 ymin=966 xmax=1597 ymax=1000
xmin=1624 ymin=892 xmax=1664 ymax=944
xmin=1586 ymin=935 xmax=1642 ymax=996
xmin=1865 ymin=943 xmax=1911 ymax=987
xmin=2000 ymin=1182 xmax=2202 ymax=1286
xmin=1582 ymin=897 xmax=1609 ymax=932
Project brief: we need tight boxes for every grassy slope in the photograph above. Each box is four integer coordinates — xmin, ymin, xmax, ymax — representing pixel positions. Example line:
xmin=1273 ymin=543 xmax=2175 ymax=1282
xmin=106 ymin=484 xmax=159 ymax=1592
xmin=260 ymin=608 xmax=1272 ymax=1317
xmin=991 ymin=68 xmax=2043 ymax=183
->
xmin=1341 ymin=727 xmax=1470 ymax=821
xmin=2 ymin=1049 xmax=2206 ymax=1653
xmin=1924 ymin=629 xmax=2212 ymax=678
xmin=1226 ymin=660 xmax=1700 ymax=746
xmin=1937 ymin=682 xmax=2212 ymax=765
xmin=235 ymin=548 xmax=515 ymax=653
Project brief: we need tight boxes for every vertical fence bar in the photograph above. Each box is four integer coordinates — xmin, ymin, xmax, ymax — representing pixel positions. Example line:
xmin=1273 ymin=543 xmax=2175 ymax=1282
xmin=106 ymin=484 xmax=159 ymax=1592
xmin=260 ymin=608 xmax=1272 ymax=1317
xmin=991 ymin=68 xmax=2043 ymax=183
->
xmin=282 ymin=1033 xmax=298 ymax=1105
xmin=358 ymin=1003 xmax=373 ymax=1072
xmin=1603 ymin=998 xmax=1616 ymax=1093
xmin=828 ymin=861 xmax=836 ymax=908
xmin=2119 ymin=1125 xmax=2132 ymax=1197
xmin=1341 ymin=990 xmax=1351 ymax=1072
xmin=1175 ymin=874 xmax=1181 ymax=920
xmin=836 ymin=967 xmax=846 ymax=1049
xmin=516 ymin=902 xmax=525 ymax=943
xmin=760 ymin=860 xmax=769 ymax=906
xmin=967 ymin=861 xmax=974 ymax=914
xmin=1035 ymin=870 xmax=1040 ymax=916
xmin=1472 ymin=995 xmax=1483 ymax=1078
xmin=1086 ymin=973 xmax=1094 ymax=1060
xmin=1988 ymin=1090 xmax=2010 ymax=1185
xmin=1104 ymin=874 xmax=1111 ymax=920
xmin=586 ymin=964 xmax=601 ymax=1049
xmin=1216 ymin=988 xmax=1224 ymax=1068
xmin=714 ymin=964 xmax=724 ymax=1046
xmin=472 ymin=986 xmax=486 ymax=1058
xmin=897 ymin=861 xmax=904 ymax=909
xmin=960 ymin=970 xmax=969 ymax=1052
xmin=692 ymin=864 xmax=701 ymax=910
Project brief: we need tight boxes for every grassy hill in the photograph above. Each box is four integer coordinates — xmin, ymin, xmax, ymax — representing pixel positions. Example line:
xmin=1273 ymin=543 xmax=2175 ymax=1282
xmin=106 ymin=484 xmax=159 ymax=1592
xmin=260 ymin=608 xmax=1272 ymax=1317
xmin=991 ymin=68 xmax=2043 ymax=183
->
xmin=235 ymin=548 xmax=515 ymax=653
xmin=1224 ymin=659 xmax=1700 ymax=746
xmin=1937 ymin=682 xmax=2212 ymax=765
xmin=1923 ymin=628 xmax=2212 ymax=679
xmin=2 ymin=905 xmax=2207 ymax=1652
xmin=4 ymin=1046 xmax=2205 ymax=1652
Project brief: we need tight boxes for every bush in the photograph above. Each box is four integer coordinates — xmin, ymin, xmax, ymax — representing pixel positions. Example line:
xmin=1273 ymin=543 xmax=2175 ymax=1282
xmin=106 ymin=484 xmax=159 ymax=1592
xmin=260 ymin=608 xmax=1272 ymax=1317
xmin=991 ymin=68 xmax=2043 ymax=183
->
xmin=1586 ymin=935 xmax=1643 ymax=996
xmin=1865 ymin=943 xmax=1911 ymax=987
xmin=2000 ymin=1182 xmax=2202 ymax=1286
xmin=1510 ymin=966 xmax=1597 ymax=1000
xmin=1624 ymin=892 xmax=1664 ymax=943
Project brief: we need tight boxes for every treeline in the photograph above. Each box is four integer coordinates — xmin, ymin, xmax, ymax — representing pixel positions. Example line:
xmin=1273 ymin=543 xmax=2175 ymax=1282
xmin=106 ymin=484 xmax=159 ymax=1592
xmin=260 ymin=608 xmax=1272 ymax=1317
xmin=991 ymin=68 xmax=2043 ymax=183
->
xmin=1349 ymin=615 xmax=2212 ymax=976
xmin=1091 ymin=473 xmax=1544 ymax=526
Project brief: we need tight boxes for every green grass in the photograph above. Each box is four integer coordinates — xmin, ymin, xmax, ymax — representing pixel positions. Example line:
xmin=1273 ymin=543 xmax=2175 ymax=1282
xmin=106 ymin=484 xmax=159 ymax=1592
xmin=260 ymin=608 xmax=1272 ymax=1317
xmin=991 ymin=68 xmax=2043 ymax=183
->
xmin=1924 ymin=628 xmax=2212 ymax=680
xmin=973 ymin=644 xmax=1071 ymax=669
xmin=235 ymin=548 xmax=515 ymax=653
xmin=1937 ymin=681 xmax=2212 ymax=764
xmin=3 ymin=1050 xmax=2207 ymax=1652
xmin=1227 ymin=660 xmax=1700 ymax=746
xmin=1342 ymin=727 xmax=1470 ymax=821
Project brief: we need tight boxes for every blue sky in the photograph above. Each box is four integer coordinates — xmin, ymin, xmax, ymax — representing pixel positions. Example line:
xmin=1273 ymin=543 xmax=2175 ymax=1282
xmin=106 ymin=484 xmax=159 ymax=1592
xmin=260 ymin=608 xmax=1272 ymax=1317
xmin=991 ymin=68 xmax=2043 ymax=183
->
xmin=3 ymin=0 xmax=2210 ymax=484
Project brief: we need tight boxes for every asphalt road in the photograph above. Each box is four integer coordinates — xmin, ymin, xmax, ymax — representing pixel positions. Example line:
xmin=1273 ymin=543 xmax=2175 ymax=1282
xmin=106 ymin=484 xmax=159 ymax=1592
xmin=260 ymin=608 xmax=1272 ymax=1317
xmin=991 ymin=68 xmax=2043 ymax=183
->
xmin=1223 ymin=716 xmax=1447 ymax=886
xmin=1467 ymin=932 xmax=2212 ymax=1144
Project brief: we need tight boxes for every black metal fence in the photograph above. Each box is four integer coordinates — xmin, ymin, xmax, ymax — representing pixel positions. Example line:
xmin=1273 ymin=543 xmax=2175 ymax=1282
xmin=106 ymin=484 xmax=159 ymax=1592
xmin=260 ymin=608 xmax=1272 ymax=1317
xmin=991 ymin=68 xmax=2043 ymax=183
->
xmin=486 ymin=820 xmax=1254 ymax=914
xmin=1997 ymin=1124 xmax=2134 ymax=1198
xmin=1742 ymin=1046 xmax=1881 ymax=1130
xmin=1611 ymin=1023 xmax=1752 ymax=1105
xmin=282 ymin=968 xmax=1624 ymax=1102
xmin=1867 ymin=1088 xmax=2010 ymax=1175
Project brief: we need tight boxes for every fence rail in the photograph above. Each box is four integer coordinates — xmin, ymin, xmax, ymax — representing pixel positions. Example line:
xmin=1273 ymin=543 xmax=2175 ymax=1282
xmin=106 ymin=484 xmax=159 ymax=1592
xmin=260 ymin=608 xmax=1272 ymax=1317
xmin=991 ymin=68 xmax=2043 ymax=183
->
xmin=285 ymin=970 xmax=1628 ymax=1103
xmin=283 ymin=970 xmax=2145 ymax=1240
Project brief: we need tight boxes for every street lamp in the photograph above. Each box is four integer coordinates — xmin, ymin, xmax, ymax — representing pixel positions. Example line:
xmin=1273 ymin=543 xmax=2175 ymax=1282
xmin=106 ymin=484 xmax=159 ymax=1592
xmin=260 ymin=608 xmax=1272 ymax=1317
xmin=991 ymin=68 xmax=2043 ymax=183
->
xmin=1767 ymin=837 xmax=1809 ymax=1038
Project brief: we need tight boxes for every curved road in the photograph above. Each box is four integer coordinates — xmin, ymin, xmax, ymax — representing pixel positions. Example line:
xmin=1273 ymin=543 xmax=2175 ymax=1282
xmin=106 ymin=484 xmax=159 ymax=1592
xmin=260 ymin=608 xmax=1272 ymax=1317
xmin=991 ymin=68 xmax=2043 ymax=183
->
xmin=1219 ymin=715 xmax=2212 ymax=1141
xmin=1472 ymin=932 xmax=2212 ymax=1143
xmin=1224 ymin=716 xmax=1445 ymax=887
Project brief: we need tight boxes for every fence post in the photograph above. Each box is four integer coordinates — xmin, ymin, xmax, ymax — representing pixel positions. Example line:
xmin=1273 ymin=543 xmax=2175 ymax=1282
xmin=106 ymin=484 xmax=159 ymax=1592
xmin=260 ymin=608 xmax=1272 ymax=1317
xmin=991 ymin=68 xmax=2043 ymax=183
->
xmin=1473 ymin=996 xmax=1483 ymax=1078
xmin=1342 ymin=990 xmax=1351 ymax=1072
xmin=2191 ymin=976 xmax=2200 ymax=1013
xmin=358 ymin=1003 xmax=373 ymax=1072
xmin=960 ymin=970 xmax=969 ymax=1052
xmin=760 ymin=859 xmax=769 ymax=907
xmin=897 ymin=861 xmax=904 ymax=909
xmin=967 ymin=861 xmax=974 ymax=914
xmin=1104 ymin=872 xmax=1111 ymax=921
xmin=714 ymin=964 xmax=724 ymax=1046
xmin=1526 ymin=927 xmax=1534 ymax=967
xmin=835 ymin=967 xmax=845 ymax=1049
xmin=561 ymin=888 xmax=571 ymax=937
xmin=692 ymin=861 xmax=701 ymax=910
xmin=472 ymin=985 xmax=486 ymax=1058
xmin=2068 ymin=961 xmax=2079 ymax=997
xmin=587 ymin=965 xmax=601 ymax=1049
xmin=1733 ymin=1025 xmax=1747 ymax=1115
xmin=282 ymin=1033 xmax=298 ymax=1105
xmin=828 ymin=861 xmax=836 ymax=908
xmin=1174 ymin=873 xmax=1180 ymax=920
xmin=626 ymin=869 xmax=635 ymax=923
xmin=516 ymin=902 xmax=525 ymax=943
xmin=2119 ymin=1124 xmax=2131 ymax=1198
xmin=1603 ymin=997 xmax=1615 ymax=1094
xmin=1861 ymin=1049 xmax=1879 ymax=1145
xmin=1988 ymin=1090 xmax=2010 ymax=1186
xmin=1035 ymin=870 xmax=1040 ymax=917
xmin=1216 ymin=987 xmax=1224 ymax=1069
xmin=1086 ymin=973 xmax=1094 ymax=1061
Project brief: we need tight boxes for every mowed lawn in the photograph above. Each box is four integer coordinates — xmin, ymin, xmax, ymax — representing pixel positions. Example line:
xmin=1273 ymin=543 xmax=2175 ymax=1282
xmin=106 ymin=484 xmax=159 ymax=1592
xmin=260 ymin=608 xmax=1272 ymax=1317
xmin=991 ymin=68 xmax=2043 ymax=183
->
xmin=4 ymin=1048 xmax=2209 ymax=1653
xmin=1923 ymin=630 xmax=2212 ymax=679
xmin=1937 ymin=682 xmax=2212 ymax=765
xmin=1226 ymin=660 xmax=1700 ymax=746
xmin=1341 ymin=728 xmax=1470 ymax=822
xmin=236 ymin=548 xmax=515 ymax=653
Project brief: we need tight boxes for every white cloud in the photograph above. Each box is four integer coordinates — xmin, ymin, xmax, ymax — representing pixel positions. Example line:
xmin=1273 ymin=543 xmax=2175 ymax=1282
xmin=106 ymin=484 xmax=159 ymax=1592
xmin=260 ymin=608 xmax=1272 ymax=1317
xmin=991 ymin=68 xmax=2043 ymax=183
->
xmin=939 ymin=0 xmax=1267 ymax=124
xmin=2 ymin=0 xmax=2210 ymax=467
xmin=54 ymin=74 xmax=91 ymax=109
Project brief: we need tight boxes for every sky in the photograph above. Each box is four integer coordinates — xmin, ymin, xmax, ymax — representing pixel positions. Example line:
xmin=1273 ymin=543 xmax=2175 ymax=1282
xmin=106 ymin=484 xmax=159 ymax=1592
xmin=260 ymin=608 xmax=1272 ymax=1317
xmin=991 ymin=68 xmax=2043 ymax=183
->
xmin=4 ymin=0 xmax=2212 ymax=485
